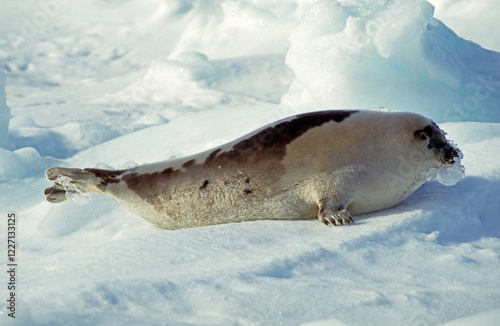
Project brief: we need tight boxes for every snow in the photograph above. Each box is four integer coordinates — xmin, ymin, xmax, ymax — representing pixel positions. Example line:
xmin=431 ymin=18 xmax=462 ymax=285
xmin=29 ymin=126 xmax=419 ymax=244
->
xmin=282 ymin=0 xmax=500 ymax=122
xmin=429 ymin=0 xmax=500 ymax=52
xmin=1 ymin=0 xmax=499 ymax=325
xmin=439 ymin=309 xmax=500 ymax=326
xmin=0 ymin=59 xmax=9 ymax=148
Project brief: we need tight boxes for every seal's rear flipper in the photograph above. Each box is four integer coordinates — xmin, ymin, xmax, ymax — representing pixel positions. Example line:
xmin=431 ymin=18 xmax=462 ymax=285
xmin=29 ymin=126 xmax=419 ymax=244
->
xmin=44 ymin=167 xmax=104 ymax=203
xmin=44 ymin=184 xmax=67 ymax=203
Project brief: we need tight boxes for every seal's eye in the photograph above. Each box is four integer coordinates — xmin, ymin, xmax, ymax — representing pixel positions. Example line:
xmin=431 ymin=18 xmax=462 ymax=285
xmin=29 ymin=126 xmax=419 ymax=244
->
xmin=415 ymin=125 xmax=447 ymax=150
xmin=414 ymin=130 xmax=428 ymax=141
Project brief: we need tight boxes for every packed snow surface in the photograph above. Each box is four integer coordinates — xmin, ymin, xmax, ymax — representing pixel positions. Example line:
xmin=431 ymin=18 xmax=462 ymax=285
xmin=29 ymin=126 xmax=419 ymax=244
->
xmin=1 ymin=0 xmax=499 ymax=325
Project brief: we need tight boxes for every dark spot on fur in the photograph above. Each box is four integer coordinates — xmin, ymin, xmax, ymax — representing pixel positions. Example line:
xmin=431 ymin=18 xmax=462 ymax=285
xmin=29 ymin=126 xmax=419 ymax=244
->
xmin=414 ymin=123 xmax=459 ymax=163
xmin=205 ymin=149 xmax=221 ymax=164
xmin=422 ymin=125 xmax=446 ymax=150
xmin=204 ymin=110 xmax=358 ymax=164
xmin=429 ymin=138 xmax=446 ymax=150
xmin=84 ymin=168 xmax=127 ymax=178
xmin=122 ymin=168 xmax=182 ymax=197
xmin=244 ymin=189 xmax=252 ymax=194
xmin=84 ymin=168 xmax=127 ymax=188
xmin=200 ymin=180 xmax=209 ymax=190
xmin=414 ymin=124 xmax=446 ymax=149
xmin=161 ymin=168 xmax=175 ymax=175
xmin=182 ymin=159 xmax=196 ymax=169
xmin=245 ymin=177 xmax=250 ymax=183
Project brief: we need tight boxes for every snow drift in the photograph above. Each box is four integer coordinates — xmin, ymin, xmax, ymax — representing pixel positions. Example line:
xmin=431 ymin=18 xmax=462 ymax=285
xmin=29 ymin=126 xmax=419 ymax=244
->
xmin=282 ymin=0 xmax=500 ymax=123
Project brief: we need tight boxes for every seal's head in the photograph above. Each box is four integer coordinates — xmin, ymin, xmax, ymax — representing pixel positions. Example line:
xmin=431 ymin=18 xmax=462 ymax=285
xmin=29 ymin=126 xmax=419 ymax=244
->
xmin=414 ymin=122 xmax=460 ymax=165
xmin=412 ymin=120 xmax=464 ymax=186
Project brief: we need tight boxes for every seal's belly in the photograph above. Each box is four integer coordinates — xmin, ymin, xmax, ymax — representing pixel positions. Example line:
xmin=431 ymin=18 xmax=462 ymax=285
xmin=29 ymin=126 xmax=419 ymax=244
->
xmin=100 ymin=163 xmax=299 ymax=229
xmin=118 ymin=181 xmax=318 ymax=229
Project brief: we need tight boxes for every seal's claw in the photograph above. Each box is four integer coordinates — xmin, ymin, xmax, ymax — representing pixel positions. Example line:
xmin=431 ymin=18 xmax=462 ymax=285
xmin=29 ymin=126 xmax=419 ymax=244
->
xmin=338 ymin=209 xmax=354 ymax=225
xmin=318 ymin=207 xmax=354 ymax=226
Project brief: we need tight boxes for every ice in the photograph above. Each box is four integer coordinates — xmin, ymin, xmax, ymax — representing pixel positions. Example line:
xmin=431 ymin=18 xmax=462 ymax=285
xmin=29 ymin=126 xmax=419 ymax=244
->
xmin=53 ymin=175 xmax=92 ymax=206
xmin=429 ymin=0 xmax=500 ymax=51
xmin=423 ymin=157 xmax=466 ymax=188
xmin=111 ymin=52 xmax=294 ymax=109
xmin=282 ymin=0 xmax=500 ymax=123
xmin=421 ymin=134 xmax=466 ymax=187
xmin=435 ymin=148 xmax=465 ymax=186
xmin=1 ymin=1 xmax=500 ymax=325
xmin=0 ymin=146 xmax=55 ymax=182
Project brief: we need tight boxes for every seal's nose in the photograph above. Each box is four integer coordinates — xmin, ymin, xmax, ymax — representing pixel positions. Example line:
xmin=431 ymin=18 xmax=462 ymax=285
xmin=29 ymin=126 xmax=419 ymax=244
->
xmin=442 ymin=143 xmax=459 ymax=164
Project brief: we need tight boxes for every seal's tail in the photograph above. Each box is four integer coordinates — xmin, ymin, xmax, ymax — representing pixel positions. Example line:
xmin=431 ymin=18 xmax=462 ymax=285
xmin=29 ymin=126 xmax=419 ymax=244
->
xmin=44 ymin=167 xmax=104 ymax=203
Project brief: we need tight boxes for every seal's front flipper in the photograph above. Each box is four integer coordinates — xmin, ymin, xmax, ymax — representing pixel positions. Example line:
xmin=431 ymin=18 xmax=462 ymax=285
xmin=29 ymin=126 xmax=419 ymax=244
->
xmin=318 ymin=201 xmax=354 ymax=226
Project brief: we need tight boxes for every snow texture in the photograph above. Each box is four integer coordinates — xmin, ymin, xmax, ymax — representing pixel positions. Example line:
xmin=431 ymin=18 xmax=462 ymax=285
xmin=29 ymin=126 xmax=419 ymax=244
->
xmin=0 ymin=0 xmax=499 ymax=325
xmin=282 ymin=0 xmax=500 ymax=123
xmin=0 ymin=59 xmax=10 ymax=148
